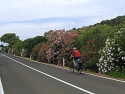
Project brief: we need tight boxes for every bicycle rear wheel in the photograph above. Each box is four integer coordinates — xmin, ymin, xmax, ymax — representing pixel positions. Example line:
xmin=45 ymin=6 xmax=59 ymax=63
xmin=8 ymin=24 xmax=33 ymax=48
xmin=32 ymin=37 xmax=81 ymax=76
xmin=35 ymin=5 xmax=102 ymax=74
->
xmin=70 ymin=67 xmax=74 ymax=73
xmin=77 ymin=68 xmax=82 ymax=74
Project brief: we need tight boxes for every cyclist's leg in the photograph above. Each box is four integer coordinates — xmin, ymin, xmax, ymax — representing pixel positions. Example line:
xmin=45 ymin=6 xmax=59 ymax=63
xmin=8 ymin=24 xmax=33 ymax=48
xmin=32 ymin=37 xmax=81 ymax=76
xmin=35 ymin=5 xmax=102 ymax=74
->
xmin=73 ymin=58 xmax=76 ymax=66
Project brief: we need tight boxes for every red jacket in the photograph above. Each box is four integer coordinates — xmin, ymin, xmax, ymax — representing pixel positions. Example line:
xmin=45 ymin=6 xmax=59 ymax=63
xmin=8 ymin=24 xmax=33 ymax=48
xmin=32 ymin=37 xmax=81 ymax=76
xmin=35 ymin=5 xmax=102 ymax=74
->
xmin=72 ymin=49 xmax=81 ymax=57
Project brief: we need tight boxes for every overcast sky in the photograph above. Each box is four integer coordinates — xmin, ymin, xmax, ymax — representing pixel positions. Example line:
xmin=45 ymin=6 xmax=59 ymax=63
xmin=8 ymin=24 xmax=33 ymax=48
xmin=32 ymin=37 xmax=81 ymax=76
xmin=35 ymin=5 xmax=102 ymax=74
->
xmin=0 ymin=0 xmax=125 ymax=40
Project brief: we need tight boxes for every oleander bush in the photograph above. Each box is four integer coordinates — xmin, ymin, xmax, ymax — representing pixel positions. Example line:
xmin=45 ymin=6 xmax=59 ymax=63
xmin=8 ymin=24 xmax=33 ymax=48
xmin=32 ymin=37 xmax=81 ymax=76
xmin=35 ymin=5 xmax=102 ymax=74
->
xmin=38 ymin=29 xmax=79 ymax=65
xmin=97 ymin=28 xmax=125 ymax=75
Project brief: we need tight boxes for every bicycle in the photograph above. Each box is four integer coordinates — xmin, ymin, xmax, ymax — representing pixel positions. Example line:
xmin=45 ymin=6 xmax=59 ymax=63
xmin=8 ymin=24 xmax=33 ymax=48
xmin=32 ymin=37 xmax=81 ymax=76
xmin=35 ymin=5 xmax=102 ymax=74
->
xmin=70 ymin=58 xmax=83 ymax=74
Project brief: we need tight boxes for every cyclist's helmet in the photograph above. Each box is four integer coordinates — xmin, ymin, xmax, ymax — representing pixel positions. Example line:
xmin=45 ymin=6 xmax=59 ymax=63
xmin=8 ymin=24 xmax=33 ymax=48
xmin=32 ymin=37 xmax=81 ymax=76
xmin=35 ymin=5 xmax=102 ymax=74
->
xmin=73 ymin=47 xmax=76 ymax=50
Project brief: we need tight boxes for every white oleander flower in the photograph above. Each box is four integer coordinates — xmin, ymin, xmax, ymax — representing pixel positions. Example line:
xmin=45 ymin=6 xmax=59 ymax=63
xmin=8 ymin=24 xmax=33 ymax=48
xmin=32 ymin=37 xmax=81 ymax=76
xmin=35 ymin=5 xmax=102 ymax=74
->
xmin=118 ymin=47 xmax=121 ymax=52
xmin=122 ymin=57 xmax=125 ymax=61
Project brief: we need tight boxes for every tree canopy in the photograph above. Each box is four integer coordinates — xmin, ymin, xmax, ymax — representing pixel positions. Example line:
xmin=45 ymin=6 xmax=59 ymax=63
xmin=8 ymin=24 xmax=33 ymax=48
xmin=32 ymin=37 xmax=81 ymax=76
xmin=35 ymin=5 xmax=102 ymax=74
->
xmin=21 ymin=36 xmax=47 ymax=57
xmin=0 ymin=33 xmax=20 ymax=45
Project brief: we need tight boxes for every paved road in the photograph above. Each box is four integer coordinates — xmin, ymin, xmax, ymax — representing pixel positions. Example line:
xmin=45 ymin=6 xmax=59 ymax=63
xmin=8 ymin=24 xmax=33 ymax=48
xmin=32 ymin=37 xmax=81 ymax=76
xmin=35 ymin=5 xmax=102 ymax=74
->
xmin=0 ymin=53 xmax=125 ymax=94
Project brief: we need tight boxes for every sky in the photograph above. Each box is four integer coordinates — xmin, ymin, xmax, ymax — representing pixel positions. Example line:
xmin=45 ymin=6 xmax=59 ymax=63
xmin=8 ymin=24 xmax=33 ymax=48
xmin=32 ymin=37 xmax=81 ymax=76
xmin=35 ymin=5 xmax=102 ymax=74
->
xmin=0 ymin=0 xmax=125 ymax=40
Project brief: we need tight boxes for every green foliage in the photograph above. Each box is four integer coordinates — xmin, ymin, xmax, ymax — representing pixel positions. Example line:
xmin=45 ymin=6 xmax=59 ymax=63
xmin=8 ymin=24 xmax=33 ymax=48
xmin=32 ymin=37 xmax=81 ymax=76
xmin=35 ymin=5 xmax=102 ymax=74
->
xmin=31 ymin=42 xmax=45 ymax=60
xmin=0 ymin=33 xmax=20 ymax=45
xmin=108 ymin=69 xmax=125 ymax=79
xmin=75 ymin=15 xmax=125 ymax=73
xmin=11 ymin=40 xmax=22 ymax=56
xmin=114 ymin=28 xmax=125 ymax=51
xmin=22 ymin=36 xmax=47 ymax=57
xmin=10 ymin=40 xmax=22 ymax=48
xmin=76 ymin=24 xmax=116 ymax=72
xmin=66 ymin=59 xmax=73 ymax=68
xmin=2 ymin=46 xmax=9 ymax=53
xmin=44 ymin=30 xmax=53 ymax=38
xmin=38 ymin=41 xmax=50 ymax=62
xmin=98 ymin=15 xmax=125 ymax=27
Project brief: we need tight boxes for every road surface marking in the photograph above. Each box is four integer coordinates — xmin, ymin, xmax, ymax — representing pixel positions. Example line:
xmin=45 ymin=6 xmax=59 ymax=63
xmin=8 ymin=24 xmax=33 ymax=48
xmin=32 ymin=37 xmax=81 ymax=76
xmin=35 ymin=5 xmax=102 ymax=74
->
xmin=0 ymin=78 xmax=4 ymax=94
xmin=4 ymin=55 xmax=95 ymax=94
xmin=36 ymin=61 xmax=125 ymax=83
xmin=4 ymin=54 xmax=125 ymax=83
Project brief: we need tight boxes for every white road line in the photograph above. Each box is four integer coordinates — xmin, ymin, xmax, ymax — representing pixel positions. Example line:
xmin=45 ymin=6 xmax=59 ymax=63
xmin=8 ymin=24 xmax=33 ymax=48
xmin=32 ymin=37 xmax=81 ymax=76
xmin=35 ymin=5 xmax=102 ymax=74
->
xmin=39 ymin=61 xmax=125 ymax=83
xmin=3 ymin=55 xmax=95 ymax=94
xmin=4 ymin=54 xmax=125 ymax=83
xmin=0 ymin=78 xmax=4 ymax=94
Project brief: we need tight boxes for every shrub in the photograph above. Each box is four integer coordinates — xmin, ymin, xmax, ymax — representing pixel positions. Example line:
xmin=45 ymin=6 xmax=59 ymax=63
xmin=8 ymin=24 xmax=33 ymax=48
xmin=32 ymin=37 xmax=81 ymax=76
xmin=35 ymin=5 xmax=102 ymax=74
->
xmin=108 ymin=69 xmax=125 ymax=79
xmin=97 ymin=28 xmax=125 ymax=74
xmin=40 ymin=29 xmax=79 ymax=65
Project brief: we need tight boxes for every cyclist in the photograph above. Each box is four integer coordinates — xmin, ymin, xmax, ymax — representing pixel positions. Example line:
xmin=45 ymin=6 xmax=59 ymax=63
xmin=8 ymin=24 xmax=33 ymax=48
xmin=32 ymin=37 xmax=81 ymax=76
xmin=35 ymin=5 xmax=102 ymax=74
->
xmin=71 ymin=47 xmax=81 ymax=67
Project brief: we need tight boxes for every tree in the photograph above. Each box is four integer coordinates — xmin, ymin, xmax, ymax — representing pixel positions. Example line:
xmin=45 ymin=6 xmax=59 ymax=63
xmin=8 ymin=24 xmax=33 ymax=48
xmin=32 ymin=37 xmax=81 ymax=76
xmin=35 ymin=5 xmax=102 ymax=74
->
xmin=11 ymin=40 xmax=22 ymax=56
xmin=22 ymin=36 xmax=47 ymax=57
xmin=0 ymin=33 xmax=20 ymax=45
xmin=98 ymin=16 xmax=125 ymax=26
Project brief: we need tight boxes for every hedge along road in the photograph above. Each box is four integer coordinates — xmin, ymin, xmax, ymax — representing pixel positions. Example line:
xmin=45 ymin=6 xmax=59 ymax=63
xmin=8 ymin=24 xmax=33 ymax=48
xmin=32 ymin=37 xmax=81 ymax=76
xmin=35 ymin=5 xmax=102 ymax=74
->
xmin=0 ymin=53 xmax=125 ymax=94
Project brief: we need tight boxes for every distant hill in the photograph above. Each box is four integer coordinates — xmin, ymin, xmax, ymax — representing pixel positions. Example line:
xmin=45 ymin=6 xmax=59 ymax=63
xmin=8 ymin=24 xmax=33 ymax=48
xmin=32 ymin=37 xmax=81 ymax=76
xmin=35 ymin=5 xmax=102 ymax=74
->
xmin=96 ymin=15 xmax=125 ymax=26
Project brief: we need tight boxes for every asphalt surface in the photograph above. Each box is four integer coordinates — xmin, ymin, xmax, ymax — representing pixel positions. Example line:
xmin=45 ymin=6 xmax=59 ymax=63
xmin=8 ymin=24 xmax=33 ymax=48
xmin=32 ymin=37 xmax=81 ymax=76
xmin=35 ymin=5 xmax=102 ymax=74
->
xmin=0 ymin=53 xmax=125 ymax=94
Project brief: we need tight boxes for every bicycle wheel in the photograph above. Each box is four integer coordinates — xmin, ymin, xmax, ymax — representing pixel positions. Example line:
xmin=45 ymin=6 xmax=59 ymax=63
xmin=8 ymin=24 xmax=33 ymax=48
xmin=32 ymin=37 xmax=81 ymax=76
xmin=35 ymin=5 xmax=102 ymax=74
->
xmin=77 ymin=67 xmax=82 ymax=74
xmin=70 ymin=67 xmax=74 ymax=73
